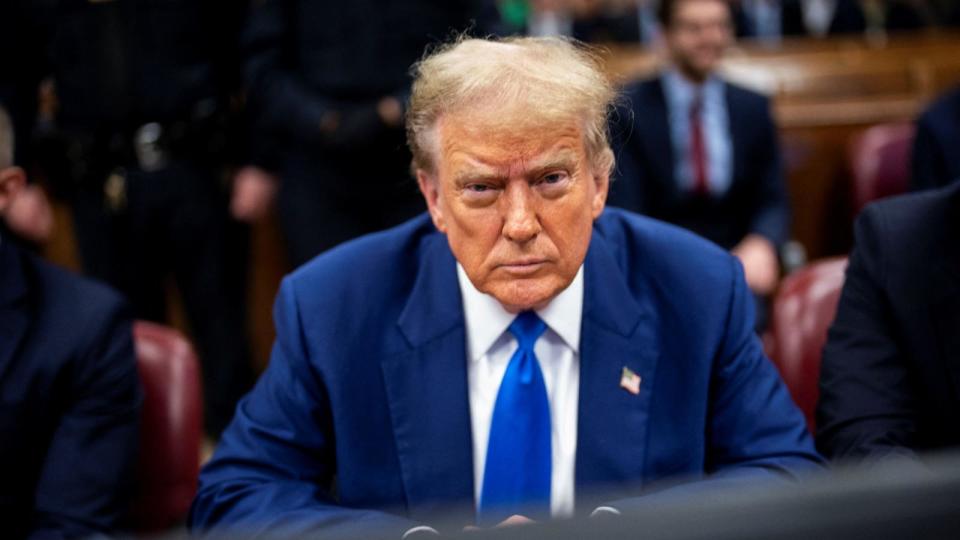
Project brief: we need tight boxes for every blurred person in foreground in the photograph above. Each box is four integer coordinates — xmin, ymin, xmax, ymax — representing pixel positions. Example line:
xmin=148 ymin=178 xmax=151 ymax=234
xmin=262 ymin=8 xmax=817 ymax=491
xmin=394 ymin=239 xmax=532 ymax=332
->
xmin=611 ymin=0 xmax=789 ymax=328
xmin=0 ymin=107 xmax=141 ymax=539
xmin=242 ymin=0 xmax=499 ymax=267
xmin=911 ymin=84 xmax=960 ymax=191
xmin=817 ymin=182 xmax=960 ymax=461
xmin=189 ymin=36 xmax=820 ymax=538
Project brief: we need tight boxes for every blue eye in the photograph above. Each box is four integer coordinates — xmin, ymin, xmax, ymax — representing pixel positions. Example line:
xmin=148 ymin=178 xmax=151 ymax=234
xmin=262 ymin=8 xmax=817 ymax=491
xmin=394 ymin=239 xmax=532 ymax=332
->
xmin=467 ymin=184 xmax=490 ymax=192
xmin=539 ymin=172 xmax=568 ymax=185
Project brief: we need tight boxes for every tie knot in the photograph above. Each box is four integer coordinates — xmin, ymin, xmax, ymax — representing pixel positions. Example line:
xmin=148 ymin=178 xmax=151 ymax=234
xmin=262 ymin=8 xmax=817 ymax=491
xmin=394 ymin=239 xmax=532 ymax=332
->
xmin=690 ymin=94 xmax=703 ymax=116
xmin=508 ymin=311 xmax=547 ymax=349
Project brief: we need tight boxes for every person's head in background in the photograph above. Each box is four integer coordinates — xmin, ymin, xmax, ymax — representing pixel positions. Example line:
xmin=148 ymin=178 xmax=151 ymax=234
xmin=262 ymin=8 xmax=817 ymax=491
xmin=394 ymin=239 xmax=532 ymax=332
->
xmin=658 ymin=0 xmax=734 ymax=83
xmin=0 ymin=105 xmax=52 ymax=243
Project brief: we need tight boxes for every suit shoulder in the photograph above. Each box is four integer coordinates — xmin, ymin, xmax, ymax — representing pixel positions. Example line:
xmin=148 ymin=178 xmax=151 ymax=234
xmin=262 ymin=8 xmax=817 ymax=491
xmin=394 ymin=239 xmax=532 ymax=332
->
xmin=29 ymin=255 xmax=128 ymax=322
xmin=24 ymin=255 xmax=132 ymax=368
xmin=918 ymin=86 xmax=960 ymax=129
xmin=621 ymin=77 xmax=663 ymax=104
xmin=857 ymin=183 xmax=959 ymax=255
xmin=616 ymin=78 xmax=664 ymax=139
xmin=623 ymin=76 xmax=662 ymax=91
xmin=283 ymin=213 xmax=437 ymax=308
xmin=595 ymin=208 xmax=736 ymax=289
xmin=724 ymin=81 xmax=772 ymax=109
xmin=923 ymin=86 xmax=960 ymax=117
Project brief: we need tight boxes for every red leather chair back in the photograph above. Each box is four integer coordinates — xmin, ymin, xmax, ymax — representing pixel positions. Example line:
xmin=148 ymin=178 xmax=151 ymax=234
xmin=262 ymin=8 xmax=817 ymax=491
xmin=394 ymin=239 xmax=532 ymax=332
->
xmin=768 ymin=258 xmax=848 ymax=433
xmin=849 ymin=123 xmax=916 ymax=216
xmin=128 ymin=321 xmax=203 ymax=531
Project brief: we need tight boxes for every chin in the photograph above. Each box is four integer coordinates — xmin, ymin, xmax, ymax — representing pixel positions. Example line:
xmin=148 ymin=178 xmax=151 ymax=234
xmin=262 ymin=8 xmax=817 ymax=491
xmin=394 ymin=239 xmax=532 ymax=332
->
xmin=489 ymin=279 xmax=561 ymax=313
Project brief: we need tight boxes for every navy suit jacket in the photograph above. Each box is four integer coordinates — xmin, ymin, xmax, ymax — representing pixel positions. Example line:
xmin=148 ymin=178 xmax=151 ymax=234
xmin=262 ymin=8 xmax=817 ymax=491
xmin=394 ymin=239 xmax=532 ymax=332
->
xmin=189 ymin=210 xmax=820 ymax=538
xmin=0 ymin=237 xmax=141 ymax=539
xmin=817 ymin=183 xmax=960 ymax=460
xmin=911 ymin=86 xmax=960 ymax=191
xmin=610 ymin=76 xmax=790 ymax=251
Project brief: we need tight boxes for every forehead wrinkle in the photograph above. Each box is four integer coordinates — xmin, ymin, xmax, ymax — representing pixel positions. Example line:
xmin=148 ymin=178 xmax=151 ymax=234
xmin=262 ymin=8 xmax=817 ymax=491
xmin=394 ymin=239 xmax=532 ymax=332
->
xmin=527 ymin=148 xmax=579 ymax=170
xmin=437 ymin=112 xmax=589 ymax=180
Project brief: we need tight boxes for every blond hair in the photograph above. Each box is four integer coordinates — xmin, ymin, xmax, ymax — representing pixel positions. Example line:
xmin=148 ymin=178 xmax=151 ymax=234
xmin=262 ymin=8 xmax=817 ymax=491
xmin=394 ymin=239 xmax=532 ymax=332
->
xmin=406 ymin=36 xmax=616 ymax=176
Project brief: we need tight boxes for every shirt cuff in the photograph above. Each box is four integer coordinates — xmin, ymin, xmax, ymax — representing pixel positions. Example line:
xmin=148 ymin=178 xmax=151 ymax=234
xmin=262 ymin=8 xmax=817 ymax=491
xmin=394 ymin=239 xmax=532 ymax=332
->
xmin=401 ymin=525 xmax=440 ymax=539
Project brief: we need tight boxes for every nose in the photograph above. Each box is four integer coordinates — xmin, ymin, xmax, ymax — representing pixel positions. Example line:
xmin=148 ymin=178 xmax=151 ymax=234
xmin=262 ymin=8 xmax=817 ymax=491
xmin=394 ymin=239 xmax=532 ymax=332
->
xmin=501 ymin=181 xmax=540 ymax=243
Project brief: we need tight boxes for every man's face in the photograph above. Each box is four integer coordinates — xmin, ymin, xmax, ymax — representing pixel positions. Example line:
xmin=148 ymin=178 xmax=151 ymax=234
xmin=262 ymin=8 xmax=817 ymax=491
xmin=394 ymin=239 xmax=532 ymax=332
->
xmin=417 ymin=110 xmax=608 ymax=313
xmin=664 ymin=0 xmax=733 ymax=81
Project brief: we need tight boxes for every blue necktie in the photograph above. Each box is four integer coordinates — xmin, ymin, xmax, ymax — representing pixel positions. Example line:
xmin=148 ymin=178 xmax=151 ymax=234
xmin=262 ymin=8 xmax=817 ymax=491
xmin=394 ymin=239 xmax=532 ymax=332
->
xmin=478 ymin=311 xmax=551 ymax=526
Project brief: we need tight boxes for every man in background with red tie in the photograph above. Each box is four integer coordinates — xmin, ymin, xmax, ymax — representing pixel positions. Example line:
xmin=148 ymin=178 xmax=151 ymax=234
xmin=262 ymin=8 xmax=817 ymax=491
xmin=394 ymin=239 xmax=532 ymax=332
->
xmin=610 ymin=0 xmax=789 ymax=327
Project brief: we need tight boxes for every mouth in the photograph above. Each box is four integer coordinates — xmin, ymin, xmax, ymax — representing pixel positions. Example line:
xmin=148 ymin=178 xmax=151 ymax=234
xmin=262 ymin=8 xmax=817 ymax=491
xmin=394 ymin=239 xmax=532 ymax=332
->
xmin=497 ymin=259 xmax=548 ymax=276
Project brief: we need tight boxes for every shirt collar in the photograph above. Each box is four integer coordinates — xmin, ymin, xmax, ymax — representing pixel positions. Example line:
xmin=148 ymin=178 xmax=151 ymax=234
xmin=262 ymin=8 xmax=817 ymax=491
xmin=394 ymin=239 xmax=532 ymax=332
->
xmin=663 ymin=68 xmax=724 ymax=108
xmin=457 ymin=263 xmax=584 ymax=362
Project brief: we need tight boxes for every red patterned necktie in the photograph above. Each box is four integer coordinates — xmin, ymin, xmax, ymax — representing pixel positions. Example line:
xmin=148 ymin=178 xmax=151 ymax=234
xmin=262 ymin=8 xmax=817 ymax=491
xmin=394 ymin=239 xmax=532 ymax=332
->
xmin=690 ymin=93 xmax=709 ymax=196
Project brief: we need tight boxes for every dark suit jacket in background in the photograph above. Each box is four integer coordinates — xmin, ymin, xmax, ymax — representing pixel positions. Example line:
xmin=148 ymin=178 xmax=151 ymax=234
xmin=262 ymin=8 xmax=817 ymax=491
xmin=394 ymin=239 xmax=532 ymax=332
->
xmin=735 ymin=0 xmax=867 ymax=37
xmin=911 ymin=85 xmax=960 ymax=191
xmin=189 ymin=210 xmax=820 ymax=538
xmin=0 ymin=236 xmax=141 ymax=539
xmin=242 ymin=0 xmax=500 ymax=265
xmin=817 ymin=183 xmax=960 ymax=460
xmin=610 ymin=76 xmax=790 ymax=251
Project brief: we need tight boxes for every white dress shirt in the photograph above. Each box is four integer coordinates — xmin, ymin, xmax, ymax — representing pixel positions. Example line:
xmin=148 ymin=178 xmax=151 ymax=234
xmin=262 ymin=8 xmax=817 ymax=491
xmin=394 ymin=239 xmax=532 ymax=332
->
xmin=457 ymin=264 xmax=582 ymax=519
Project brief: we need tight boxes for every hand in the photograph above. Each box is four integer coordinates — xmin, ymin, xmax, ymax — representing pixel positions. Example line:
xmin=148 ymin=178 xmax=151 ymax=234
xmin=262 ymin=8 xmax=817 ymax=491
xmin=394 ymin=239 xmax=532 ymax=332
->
xmin=6 ymin=183 xmax=54 ymax=244
xmin=377 ymin=96 xmax=403 ymax=128
xmin=463 ymin=514 xmax=536 ymax=532
xmin=732 ymin=234 xmax=780 ymax=296
xmin=230 ymin=166 xmax=278 ymax=223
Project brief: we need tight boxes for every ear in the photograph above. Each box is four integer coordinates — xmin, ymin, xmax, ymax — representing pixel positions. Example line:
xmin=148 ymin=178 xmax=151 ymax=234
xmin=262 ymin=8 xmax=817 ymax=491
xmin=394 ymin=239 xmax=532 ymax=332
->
xmin=0 ymin=166 xmax=26 ymax=215
xmin=416 ymin=168 xmax=447 ymax=233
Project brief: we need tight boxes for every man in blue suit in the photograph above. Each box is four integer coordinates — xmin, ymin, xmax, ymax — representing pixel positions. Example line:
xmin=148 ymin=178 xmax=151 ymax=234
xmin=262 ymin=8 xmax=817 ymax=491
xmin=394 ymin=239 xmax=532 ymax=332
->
xmin=0 ymin=108 xmax=141 ymax=538
xmin=611 ymin=0 xmax=790 ymax=311
xmin=190 ymin=36 xmax=821 ymax=538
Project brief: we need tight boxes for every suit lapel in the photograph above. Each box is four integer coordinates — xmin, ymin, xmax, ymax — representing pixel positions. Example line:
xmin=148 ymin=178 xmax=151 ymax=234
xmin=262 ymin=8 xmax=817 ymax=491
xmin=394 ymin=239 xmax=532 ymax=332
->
xmin=725 ymin=84 xmax=746 ymax=197
xmin=381 ymin=233 xmax=475 ymax=524
xmin=575 ymin=231 xmax=661 ymax=507
xmin=0 ymin=240 xmax=30 ymax=380
xmin=380 ymin=227 xmax=665 ymax=519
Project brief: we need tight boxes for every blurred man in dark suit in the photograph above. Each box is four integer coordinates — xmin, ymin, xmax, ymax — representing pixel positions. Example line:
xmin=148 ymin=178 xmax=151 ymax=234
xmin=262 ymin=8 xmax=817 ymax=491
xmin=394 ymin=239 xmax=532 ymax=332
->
xmin=35 ymin=0 xmax=255 ymax=437
xmin=818 ymin=182 xmax=960 ymax=460
xmin=611 ymin=0 xmax=789 ymax=323
xmin=0 ymin=0 xmax=54 ymax=247
xmin=242 ymin=0 xmax=499 ymax=267
xmin=0 ymin=106 xmax=141 ymax=539
xmin=911 ymin=85 xmax=960 ymax=191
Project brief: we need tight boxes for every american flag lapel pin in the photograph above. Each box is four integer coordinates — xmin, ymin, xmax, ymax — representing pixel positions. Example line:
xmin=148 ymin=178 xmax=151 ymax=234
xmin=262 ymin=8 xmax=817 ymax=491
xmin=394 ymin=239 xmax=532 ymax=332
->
xmin=620 ymin=366 xmax=641 ymax=396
